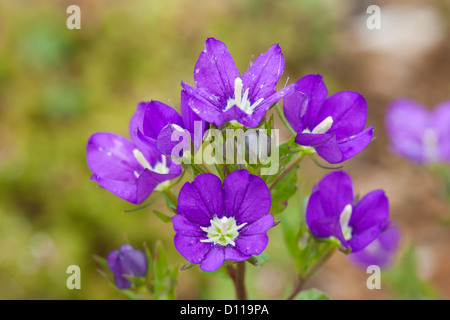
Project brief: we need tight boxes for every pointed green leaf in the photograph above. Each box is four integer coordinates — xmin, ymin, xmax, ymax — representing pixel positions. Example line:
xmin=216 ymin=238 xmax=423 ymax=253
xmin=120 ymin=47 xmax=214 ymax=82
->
xmin=294 ymin=288 xmax=330 ymax=300
xmin=270 ymin=168 xmax=298 ymax=214
xmin=93 ymin=254 xmax=111 ymax=272
xmin=153 ymin=210 xmax=172 ymax=223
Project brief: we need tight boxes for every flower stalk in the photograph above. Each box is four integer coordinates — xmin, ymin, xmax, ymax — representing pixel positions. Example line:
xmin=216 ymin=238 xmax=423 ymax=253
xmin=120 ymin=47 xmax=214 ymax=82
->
xmin=269 ymin=152 xmax=306 ymax=190
xmin=227 ymin=261 xmax=248 ymax=300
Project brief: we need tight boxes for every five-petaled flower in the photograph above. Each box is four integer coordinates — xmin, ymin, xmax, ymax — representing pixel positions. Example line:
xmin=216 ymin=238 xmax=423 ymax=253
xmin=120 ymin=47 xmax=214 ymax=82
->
xmin=107 ymin=244 xmax=148 ymax=290
xmin=349 ymin=225 xmax=400 ymax=269
xmin=306 ymin=171 xmax=390 ymax=253
xmin=283 ymin=74 xmax=374 ymax=164
xmin=385 ymin=99 xmax=450 ymax=164
xmin=182 ymin=37 xmax=295 ymax=128
xmin=172 ymin=170 xmax=274 ymax=271
xmin=86 ymin=103 xmax=182 ymax=204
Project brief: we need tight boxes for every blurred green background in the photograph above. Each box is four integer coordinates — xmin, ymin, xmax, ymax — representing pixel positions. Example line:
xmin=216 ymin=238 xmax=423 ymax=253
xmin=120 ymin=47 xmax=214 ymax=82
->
xmin=0 ymin=0 xmax=449 ymax=299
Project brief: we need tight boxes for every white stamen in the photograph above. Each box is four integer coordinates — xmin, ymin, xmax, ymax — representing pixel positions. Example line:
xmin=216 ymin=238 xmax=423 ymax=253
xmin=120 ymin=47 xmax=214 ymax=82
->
xmin=133 ymin=149 xmax=152 ymax=170
xmin=423 ymin=128 xmax=439 ymax=162
xmin=132 ymin=149 xmax=170 ymax=188
xmin=339 ymin=204 xmax=353 ymax=241
xmin=234 ymin=78 xmax=243 ymax=107
xmin=302 ymin=116 xmax=334 ymax=134
xmin=152 ymin=155 xmax=170 ymax=175
xmin=312 ymin=116 xmax=333 ymax=134
xmin=223 ymin=77 xmax=265 ymax=115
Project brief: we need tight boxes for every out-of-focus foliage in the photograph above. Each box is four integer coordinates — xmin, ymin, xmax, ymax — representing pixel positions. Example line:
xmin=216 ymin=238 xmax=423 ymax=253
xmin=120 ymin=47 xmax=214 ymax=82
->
xmin=384 ymin=247 xmax=437 ymax=300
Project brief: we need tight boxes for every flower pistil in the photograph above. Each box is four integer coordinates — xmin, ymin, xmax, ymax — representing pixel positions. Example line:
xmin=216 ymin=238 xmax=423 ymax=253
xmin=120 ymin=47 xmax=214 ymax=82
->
xmin=224 ymin=78 xmax=264 ymax=115
xmin=339 ymin=204 xmax=353 ymax=241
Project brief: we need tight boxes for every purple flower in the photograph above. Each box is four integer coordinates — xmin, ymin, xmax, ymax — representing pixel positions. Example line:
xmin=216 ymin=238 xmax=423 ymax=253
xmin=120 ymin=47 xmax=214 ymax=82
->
xmin=349 ymin=225 xmax=401 ymax=269
xmin=182 ymin=38 xmax=295 ymax=127
xmin=86 ymin=103 xmax=182 ymax=204
xmin=385 ymin=99 xmax=450 ymax=164
xmin=172 ymin=170 xmax=274 ymax=271
xmin=306 ymin=171 xmax=390 ymax=253
xmin=283 ymin=74 xmax=374 ymax=164
xmin=107 ymin=244 xmax=148 ymax=290
xmin=139 ymin=92 xmax=207 ymax=158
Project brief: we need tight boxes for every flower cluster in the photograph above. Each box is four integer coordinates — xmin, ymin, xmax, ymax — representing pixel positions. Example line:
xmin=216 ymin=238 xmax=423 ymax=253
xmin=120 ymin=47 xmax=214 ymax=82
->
xmin=88 ymin=38 xmax=402 ymax=298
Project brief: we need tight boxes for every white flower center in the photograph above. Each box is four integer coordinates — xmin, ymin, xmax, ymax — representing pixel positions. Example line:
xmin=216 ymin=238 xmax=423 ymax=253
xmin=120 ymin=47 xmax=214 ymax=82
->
xmin=364 ymin=238 xmax=382 ymax=255
xmin=224 ymin=77 xmax=264 ymax=115
xmin=200 ymin=216 xmax=247 ymax=246
xmin=132 ymin=149 xmax=170 ymax=178
xmin=302 ymin=116 xmax=334 ymax=134
xmin=339 ymin=204 xmax=353 ymax=241
xmin=422 ymin=128 xmax=439 ymax=162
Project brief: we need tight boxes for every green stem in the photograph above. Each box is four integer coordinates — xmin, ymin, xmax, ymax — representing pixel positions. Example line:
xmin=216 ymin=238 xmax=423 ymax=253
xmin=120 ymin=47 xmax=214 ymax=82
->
xmin=287 ymin=246 xmax=336 ymax=300
xmin=286 ymin=276 xmax=306 ymax=300
xmin=227 ymin=262 xmax=248 ymax=300
xmin=304 ymin=246 xmax=336 ymax=279
xmin=269 ymin=153 xmax=306 ymax=190
xmin=275 ymin=103 xmax=296 ymax=136
xmin=235 ymin=261 xmax=247 ymax=300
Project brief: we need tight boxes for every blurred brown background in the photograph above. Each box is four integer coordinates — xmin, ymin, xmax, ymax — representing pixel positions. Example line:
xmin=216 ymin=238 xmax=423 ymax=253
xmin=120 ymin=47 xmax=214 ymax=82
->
xmin=0 ymin=0 xmax=449 ymax=299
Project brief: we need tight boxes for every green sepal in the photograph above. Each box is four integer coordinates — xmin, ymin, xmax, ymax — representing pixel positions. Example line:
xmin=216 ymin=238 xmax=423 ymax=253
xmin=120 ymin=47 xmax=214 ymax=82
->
xmin=179 ymin=261 xmax=196 ymax=271
xmin=247 ymin=252 xmax=270 ymax=267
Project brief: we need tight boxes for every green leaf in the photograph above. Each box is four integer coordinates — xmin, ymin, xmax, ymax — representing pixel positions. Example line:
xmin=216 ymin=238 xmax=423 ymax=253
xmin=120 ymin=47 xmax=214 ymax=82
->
xmin=270 ymin=168 xmax=298 ymax=214
xmin=93 ymin=254 xmax=111 ymax=272
xmin=294 ymin=288 xmax=330 ymax=300
xmin=153 ymin=210 xmax=172 ymax=223
xmin=153 ymin=241 xmax=169 ymax=284
xmin=122 ymin=193 xmax=161 ymax=213
xmin=162 ymin=192 xmax=176 ymax=209
xmin=265 ymin=138 xmax=297 ymax=185
xmin=120 ymin=289 xmax=142 ymax=300
xmin=152 ymin=241 xmax=178 ymax=300
xmin=96 ymin=268 xmax=114 ymax=285
xmin=280 ymin=189 xmax=304 ymax=258
xmin=247 ymin=252 xmax=270 ymax=267
xmin=168 ymin=266 xmax=179 ymax=300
